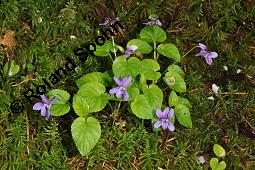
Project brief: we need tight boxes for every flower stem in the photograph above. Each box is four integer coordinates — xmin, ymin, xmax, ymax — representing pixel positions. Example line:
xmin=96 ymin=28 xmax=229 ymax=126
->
xmin=111 ymin=36 xmax=117 ymax=59
xmin=116 ymin=101 xmax=122 ymax=114
xmin=181 ymin=46 xmax=199 ymax=58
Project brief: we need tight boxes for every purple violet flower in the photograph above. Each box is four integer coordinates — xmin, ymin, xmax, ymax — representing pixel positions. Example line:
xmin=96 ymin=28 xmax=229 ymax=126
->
xmin=195 ymin=43 xmax=218 ymax=65
xmin=143 ymin=17 xmax=162 ymax=26
xmin=124 ymin=45 xmax=138 ymax=58
xmin=109 ymin=76 xmax=132 ymax=101
xmin=99 ymin=17 xmax=120 ymax=26
xmin=154 ymin=107 xmax=175 ymax=131
xmin=33 ymin=95 xmax=58 ymax=120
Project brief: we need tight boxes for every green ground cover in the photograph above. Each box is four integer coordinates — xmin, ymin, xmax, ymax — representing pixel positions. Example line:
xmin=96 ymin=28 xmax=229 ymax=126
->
xmin=0 ymin=0 xmax=255 ymax=169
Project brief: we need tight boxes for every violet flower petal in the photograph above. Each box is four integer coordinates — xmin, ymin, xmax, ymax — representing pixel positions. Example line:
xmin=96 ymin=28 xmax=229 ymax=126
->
xmin=33 ymin=102 xmax=44 ymax=110
xmin=115 ymin=89 xmax=124 ymax=98
xmin=168 ymin=123 xmax=175 ymax=131
xmin=154 ymin=121 xmax=162 ymax=128
xmin=40 ymin=95 xmax=48 ymax=103
xmin=40 ymin=106 xmax=47 ymax=117
xmin=168 ymin=108 xmax=174 ymax=118
xmin=161 ymin=120 xmax=168 ymax=129
xmin=195 ymin=50 xmax=208 ymax=57
xmin=123 ymin=90 xmax=129 ymax=101
xmin=199 ymin=43 xmax=207 ymax=50
xmin=113 ymin=76 xmax=123 ymax=86
xmin=48 ymin=96 xmax=58 ymax=105
xmin=122 ymin=76 xmax=132 ymax=87
xmin=155 ymin=20 xmax=162 ymax=26
xmin=207 ymin=52 xmax=218 ymax=58
xmin=128 ymin=45 xmax=138 ymax=51
xmin=45 ymin=107 xmax=51 ymax=120
xmin=162 ymin=107 xmax=170 ymax=119
xmin=109 ymin=87 xmax=120 ymax=94
xmin=205 ymin=57 xmax=213 ymax=65
xmin=156 ymin=109 xmax=164 ymax=119
xmin=124 ymin=50 xmax=132 ymax=58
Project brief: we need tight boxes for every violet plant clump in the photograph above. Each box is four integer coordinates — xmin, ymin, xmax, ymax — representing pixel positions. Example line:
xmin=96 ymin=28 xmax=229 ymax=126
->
xmin=38 ymin=14 xmax=196 ymax=156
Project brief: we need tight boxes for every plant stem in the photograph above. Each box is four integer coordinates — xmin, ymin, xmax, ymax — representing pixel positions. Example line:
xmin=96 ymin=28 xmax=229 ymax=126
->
xmin=111 ymin=36 xmax=117 ymax=59
xmin=153 ymin=41 xmax=157 ymax=84
xmin=116 ymin=100 xmax=122 ymax=114
xmin=153 ymin=41 xmax=157 ymax=61
xmin=155 ymin=69 xmax=168 ymax=84
xmin=109 ymin=54 xmax=113 ymax=62
xmin=182 ymin=46 xmax=199 ymax=58
xmin=107 ymin=102 xmax=114 ymax=112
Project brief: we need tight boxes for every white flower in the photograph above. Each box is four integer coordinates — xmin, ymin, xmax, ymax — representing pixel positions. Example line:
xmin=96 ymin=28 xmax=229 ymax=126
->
xmin=38 ymin=17 xmax=42 ymax=23
xmin=207 ymin=96 xmax=215 ymax=100
xmin=223 ymin=66 xmax=228 ymax=71
xmin=212 ymin=84 xmax=220 ymax=95
xmin=70 ymin=35 xmax=77 ymax=39
xmin=198 ymin=156 xmax=206 ymax=164
xmin=237 ymin=69 xmax=242 ymax=74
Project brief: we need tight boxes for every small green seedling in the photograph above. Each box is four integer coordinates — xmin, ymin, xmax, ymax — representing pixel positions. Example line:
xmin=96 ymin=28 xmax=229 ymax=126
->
xmin=3 ymin=60 xmax=20 ymax=77
xmin=210 ymin=144 xmax=226 ymax=170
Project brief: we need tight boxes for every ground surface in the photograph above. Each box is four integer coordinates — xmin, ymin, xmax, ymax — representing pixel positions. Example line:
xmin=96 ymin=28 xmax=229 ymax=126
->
xmin=0 ymin=0 xmax=255 ymax=169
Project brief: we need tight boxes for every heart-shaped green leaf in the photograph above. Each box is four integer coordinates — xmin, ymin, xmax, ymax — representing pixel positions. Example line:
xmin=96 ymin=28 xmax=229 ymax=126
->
xmin=210 ymin=158 xmax=226 ymax=170
xmin=149 ymin=14 xmax=159 ymax=19
xmin=174 ymin=104 xmax=192 ymax=128
xmin=157 ymin=43 xmax=181 ymax=62
xmin=127 ymin=86 xmax=140 ymax=101
xmin=127 ymin=39 xmax=153 ymax=54
xmin=47 ymin=89 xmax=70 ymax=116
xmin=131 ymin=95 xmax=154 ymax=119
xmin=167 ymin=64 xmax=185 ymax=78
xmin=73 ymin=94 xmax=89 ymax=117
xmin=213 ymin=144 xmax=226 ymax=157
xmin=71 ymin=117 xmax=101 ymax=156
xmin=164 ymin=72 xmax=186 ymax=92
xmin=131 ymin=85 xmax=163 ymax=119
xmin=143 ymin=84 xmax=163 ymax=109
xmin=169 ymin=91 xmax=179 ymax=106
xmin=140 ymin=59 xmax=161 ymax=80
xmin=94 ymin=40 xmax=114 ymax=56
xmin=218 ymin=161 xmax=227 ymax=170
xmin=112 ymin=56 xmax=141 ymax=78
xmin=76 ymin=71 xmax=112 ymax=88
xmin=77 ymin=82 xmax=110 ymax=112
xmin=169 ymin=91 xmax=192 ymax=109
xmin=140 ymin=25 xmax=166 ymax=43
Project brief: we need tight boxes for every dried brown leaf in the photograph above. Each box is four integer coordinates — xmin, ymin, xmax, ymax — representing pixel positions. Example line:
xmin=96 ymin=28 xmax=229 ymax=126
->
xmin=0 ymin=29 xmax=16 ymax=51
